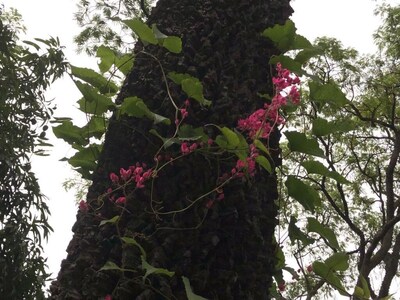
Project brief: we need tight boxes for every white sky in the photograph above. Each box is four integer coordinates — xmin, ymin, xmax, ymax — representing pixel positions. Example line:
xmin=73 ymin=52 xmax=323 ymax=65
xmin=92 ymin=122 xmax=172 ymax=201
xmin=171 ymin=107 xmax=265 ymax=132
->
xmin=1 ymin=0 xmax=399 ymax=295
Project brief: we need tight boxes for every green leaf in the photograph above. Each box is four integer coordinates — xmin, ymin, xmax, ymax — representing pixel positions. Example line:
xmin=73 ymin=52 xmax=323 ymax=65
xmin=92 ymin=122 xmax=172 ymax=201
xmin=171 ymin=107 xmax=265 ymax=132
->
xmin=77 ymin=95 xmax=115 ymax=116
xmin=295 ymin=48 xmax=323 ymax=64
xmin=71 ymin=65 xmax=118 ymax=94
xmin=83 ymin=117 xmax=107 ymax=140
xmin=307 ymin=217 xmax=340 ymax=249
xmin=75 ymin=81 xmax=115 ymax=115
xmin=181 ymin=78 xmax=211 ymax=106
xmin=96 ymin=46 xmax=116 ymax=73
xmin=168 ymin=73 xmax=211 ymax=105
xmin=68 ymin=145 xmax=101 ymax=173
xmin=301 ymin=160 xmax=350 ymax=184
xmin=52 ymin=120 xmax=86 ymax=146
xmin=309 ymin=82 xmax=349 ymax=107
xmin=284 ymin=131 xmax=324 ymax=157
xmin=162 ymin=36 xmax=182 ymax=53
xmin=313 ymin=261 xmax=349 ymax=296
xmin=263 ymin=20 xmax=311 ymax=52
xmin=123 ymin=18 xmax=157 ymax=45
xmin=255 ymin=155 xmax=272 ymax=173
xmin=149 ymin=129 xmax=179 ymax=149
xmin=121 ymin=237 xmax=146 ymax=258
xmin=285 ymin=176 xmax=321 ymax=212
xmin=115 ymin=53 xmax=134 ymax=75
xmin=312 ymin=118 xmax=357 ymax=136
xmin=270 ymin=55 xmax=303 ymax=74
xmin=99 ymin=261 xmax=122 ymax=271
xmin=119 ymin=97 xmax=170 ymax=125
xmin=168 ymin=72 xmax=192 ymax=84
xmin=141 ymin=256 xmax=175 ymax=281
xmin=151 ymin=25 xmax=168 ymax=39
xmin=254 ymin=139 xmax=269 ymax=155
xmin=275 ymin=244 xmax=285 ymax=270
xmin=178 ymin=125 xmax=207 ymax=142
xmin=220 ymin=127 xmax=240 ymax=147
xmin=182 ymin=276 xmax=208 ymax=300
xmin=288 ymin=216 xmax=315 ymax=246
xmin=99 ymin=215 xmax=120 ymax=226
xmin=262 ymin=20 xmax=296 ymax=51
xmin=354 ymin=275 xmax=371 ymax=299
xmin=291 ymin=34 xmax=313 ymax=50
xmin=325 ymin=253 xmax=349 ymax=272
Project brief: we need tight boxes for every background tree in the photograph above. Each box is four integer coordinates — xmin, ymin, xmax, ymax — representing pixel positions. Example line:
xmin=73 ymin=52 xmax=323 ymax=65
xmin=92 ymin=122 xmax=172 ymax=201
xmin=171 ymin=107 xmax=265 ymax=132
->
xmin=0 ymin=6 xmax=66 ymax=299
xmin=274 ymin=4 xmax=400 ymax=299
xmin=50 ymin=0 xmax=294 ymax=298
xmin=74 ymin=0 xmax=155 ymax=55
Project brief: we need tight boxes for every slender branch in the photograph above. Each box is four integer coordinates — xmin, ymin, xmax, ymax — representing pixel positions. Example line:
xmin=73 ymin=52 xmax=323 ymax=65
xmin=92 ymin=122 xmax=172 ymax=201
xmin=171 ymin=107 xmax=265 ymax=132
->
xmin=378 ymin=232 xmax=400 ymax=298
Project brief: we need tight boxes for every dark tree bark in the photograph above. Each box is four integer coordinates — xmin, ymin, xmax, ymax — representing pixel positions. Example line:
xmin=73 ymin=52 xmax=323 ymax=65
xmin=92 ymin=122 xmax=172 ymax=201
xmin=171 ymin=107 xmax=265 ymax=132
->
xmin=50 ymin=0 xmax=292 ymax=299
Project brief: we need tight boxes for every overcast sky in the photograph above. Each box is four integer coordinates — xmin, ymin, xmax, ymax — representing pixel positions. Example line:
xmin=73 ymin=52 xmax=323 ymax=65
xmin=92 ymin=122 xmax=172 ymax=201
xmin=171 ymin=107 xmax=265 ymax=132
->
xmin=2 ymin=0 xmax=399 ymax=291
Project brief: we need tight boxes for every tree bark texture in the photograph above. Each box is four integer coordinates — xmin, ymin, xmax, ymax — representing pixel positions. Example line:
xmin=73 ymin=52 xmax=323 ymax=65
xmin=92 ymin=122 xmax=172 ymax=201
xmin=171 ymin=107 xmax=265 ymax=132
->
xmin=50 ymin=0 xmax=292 ymax=299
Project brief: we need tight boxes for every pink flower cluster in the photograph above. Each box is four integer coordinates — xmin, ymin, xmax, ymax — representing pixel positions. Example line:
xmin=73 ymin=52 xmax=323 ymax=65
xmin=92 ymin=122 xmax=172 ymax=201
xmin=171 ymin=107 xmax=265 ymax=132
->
xmin=232 ymin=144 xmax=258 ymax=177
xmin=237 ymin=107 xmax=272 ymax=139
xmin=273 ymin=63 xmax=300 ymax=104
xmin=237 ymin=63 xmax=300 ymax=139
xmin=79 ymin=200 xmax=89 ymax=212
xmin=175 ymin=99 xmax=190 ymax=125
xmin=109 ymin=163 xmax=152 ymax=189
xmin=181 ymin=142 xmax=198 ymax=154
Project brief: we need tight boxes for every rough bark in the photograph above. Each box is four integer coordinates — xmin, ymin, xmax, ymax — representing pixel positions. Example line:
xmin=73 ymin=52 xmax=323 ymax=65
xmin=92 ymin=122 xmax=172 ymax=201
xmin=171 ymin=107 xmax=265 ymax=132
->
xmin=50 ymin=0 xmax=292 ymax=299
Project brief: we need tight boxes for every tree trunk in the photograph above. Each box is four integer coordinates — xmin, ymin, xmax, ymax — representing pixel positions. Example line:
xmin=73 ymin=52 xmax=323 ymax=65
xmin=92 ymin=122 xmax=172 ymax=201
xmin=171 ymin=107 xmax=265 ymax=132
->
xmin=50 ymin=0 xmax=292 ymax=299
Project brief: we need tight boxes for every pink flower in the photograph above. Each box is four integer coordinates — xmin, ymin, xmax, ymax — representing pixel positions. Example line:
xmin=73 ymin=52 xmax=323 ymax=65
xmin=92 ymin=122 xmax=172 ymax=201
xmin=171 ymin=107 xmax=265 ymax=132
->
xmin=184 ymin=99 xmax=190 ymax=107
xmin=104 ymin=295 xmax=112 ymax=300
xmin=109 ymin=172 xmax=119 ymax=183
xmin=115 ymin=196 xmax=126 ymax=204
xmin=289 ymin=85 xmax=300 ymax=104
xmin=181 ymin=142 xmax=199 ymax=154
xmin=217 ymin=193 xmax=224 ymax=201
xmin=189 ymin=143 xmax=198 ymax=152
xmin=180 ymin=108 xmax=188 ymax=119
xmin=79 ymin=200 xmax=89 ymax=212
xmin=278 ymin=282 xmax=286 ymax=292
xmin=119 ymin=168 xmax=132 ymax=181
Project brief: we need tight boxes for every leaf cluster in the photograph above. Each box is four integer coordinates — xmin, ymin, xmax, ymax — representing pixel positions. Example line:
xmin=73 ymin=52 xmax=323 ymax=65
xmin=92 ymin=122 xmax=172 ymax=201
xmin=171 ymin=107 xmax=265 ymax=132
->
xmin=0 ymin=8 xmax=67 ymax=298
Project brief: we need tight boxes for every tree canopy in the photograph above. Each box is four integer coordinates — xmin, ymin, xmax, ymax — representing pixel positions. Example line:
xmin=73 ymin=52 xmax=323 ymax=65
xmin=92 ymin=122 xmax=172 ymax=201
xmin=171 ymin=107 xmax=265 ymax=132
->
xmin=0 ymin=6 xmax=66 ymax=298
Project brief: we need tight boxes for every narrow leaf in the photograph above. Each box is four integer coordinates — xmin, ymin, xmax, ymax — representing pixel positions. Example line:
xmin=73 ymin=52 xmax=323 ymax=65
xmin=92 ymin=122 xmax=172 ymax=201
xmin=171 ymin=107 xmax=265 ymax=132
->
xmin=284 ymin=131 xmax=324 ymax=157
xmin=121 ymin=237 xmax=146 ymax=258
xmin=309 ymin=82 xmax=349 ymax=107
xmin=71 ymin=65 xmax=118 ymax=94
xmin=286 ymin=176 xmax=321 ymax=212
xmin=141 ymin=256 xmax=174 ymax=282
xmin=307 ymin=217 xmax=340 ymax=249
xmin=301 ymin=160 xmax=350 ymax=184
xmin=288 ymin=216 xmax=315 ymax=246
xmin=99 ymin=215 xmax=120 ymax=226
xmin=182 ymin=276 xmax=208 ymax=300
xmin=123 ymin=18 xmax=157 ymax=44
xmin=99 ymin=261 xmax=122 ymax=271
xmin=162 ymin=36 xmax=182 ymax=53
xmin=325 ymin=253 xmax=349 ymax=272
xmin=313 ymin=261 xmax=349 ymax=296
xmin=96 ymin=45 xmax=116 ymax=73
xmin=255 ymin=155 xmax=272 ymax=173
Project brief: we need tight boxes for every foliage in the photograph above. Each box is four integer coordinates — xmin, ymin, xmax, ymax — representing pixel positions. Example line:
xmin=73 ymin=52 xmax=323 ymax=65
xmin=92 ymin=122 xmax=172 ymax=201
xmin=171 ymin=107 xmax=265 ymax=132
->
xmin=54 ymin=17 xmax=298 ymax=298
xmin=53 ymin=1 xmax=400 ymax=299
xmin=74 ymin=0 xmax=155 ymax=55
xmin=0 ymin=7 xmax=67 ymax=298
xmin=266 ymin=5 xmax=400 ymax=299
